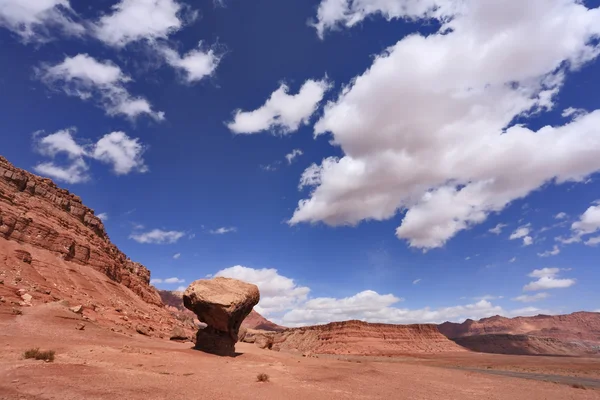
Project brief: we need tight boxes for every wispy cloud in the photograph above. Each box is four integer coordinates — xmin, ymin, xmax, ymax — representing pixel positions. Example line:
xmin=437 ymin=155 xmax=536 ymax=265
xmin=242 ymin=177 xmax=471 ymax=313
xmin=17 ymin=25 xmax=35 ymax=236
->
xmin=210 ymin=227 xmax=237 ymax=235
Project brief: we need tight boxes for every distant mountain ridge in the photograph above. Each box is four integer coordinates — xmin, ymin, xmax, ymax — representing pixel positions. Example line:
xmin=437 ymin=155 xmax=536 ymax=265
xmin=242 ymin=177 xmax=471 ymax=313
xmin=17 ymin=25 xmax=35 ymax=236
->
xmin=438 ymin=311 xmax=600 ymax=356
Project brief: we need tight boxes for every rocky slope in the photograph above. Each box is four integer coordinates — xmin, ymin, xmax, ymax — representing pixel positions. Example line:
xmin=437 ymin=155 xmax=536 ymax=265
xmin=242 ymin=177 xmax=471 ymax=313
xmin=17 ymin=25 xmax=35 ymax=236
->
xmin=439 ymin=312 xmax=600 ymax=356
xmin=0 ymin=155 xmax=192 ymax=339
xmin=256 ymin=320 xmax=465 ymax=355
xmin=158 ymin=289 xmax=283 ymax=331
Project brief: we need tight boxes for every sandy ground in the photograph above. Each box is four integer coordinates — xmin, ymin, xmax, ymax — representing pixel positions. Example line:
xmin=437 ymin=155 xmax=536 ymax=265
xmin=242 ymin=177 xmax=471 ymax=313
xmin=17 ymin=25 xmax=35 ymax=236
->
xmin=1 ymin=304 xmax=599 ymax=400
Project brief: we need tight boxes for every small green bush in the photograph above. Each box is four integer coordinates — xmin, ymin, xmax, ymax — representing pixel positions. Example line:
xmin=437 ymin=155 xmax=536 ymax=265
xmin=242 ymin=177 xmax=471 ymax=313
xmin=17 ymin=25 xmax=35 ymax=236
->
xmin=23 ymin=348 xmax=55 ymax=362
xmin=256 ymin=373 xmax=270 ymax=382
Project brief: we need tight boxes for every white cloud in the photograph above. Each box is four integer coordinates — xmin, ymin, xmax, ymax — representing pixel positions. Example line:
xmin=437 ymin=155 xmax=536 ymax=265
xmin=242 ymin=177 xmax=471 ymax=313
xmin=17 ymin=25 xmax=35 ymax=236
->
xmin=32 ymin=128 xmax=148 ymax=183
xmin=489 ymin=223 xmax=507 ymax=235
xmin=34 ymin=128 xmax=86 ymax=159
xmin=129 ymin=229 xmax=185 ymax=244
xmin=227 ymin=79 xmax=331 ymax=134
xmin=33 ymin=158 xmax=89 ymax=184
xmin=93 ymin=0 xmax=190 ymax=47
xmin=509 ymin=257 xmax=517 ymax=263
xmin=509 ymin=225 xmax=533 ymax=246
xmin=412 ymin=278 xmax=421 ymax=285
xmin=555 ymin=212 xmax=568 ymax=219
xmin=38 ymin=54 xmax=164 ymax=121
xmin=176 ymin=285 xmax=186 ymax=292
xmin=210 ymin=227 xmax=237 ymax=235
xmin=291 ymin=1 xmax=600 ymax=250
xmin=509 ymin=225 xmax=530 ymax=240
xmin=562 ymin=107 xmax=587 ymax=118
xmin=584 ymin=236 xmax=600 ymax=246
xmin=97 ymin=212 xmax=108 ymax=221
xmin=571 ymin=203 xmax=600 ymax=236
xmin=173 ymin=253 xmax=181 ymax=259
xmin=472 ymin=295 xmax=503 ymax=301
xmin=512 ymin=293 xmax=550 ymax=303
xmin=212 ymin=266 xmax=548 ymax=326
xmin=523 ymin=268 xmax=576 ymax=291
xmin=91 ymin=131 xmax=147 ymax=175
xmin=285 ymin=149 xmax=304 ymax=165
xmin=214 ymin=265 xmax=310 ymax=316
xmin=151 ymin=277 xmax=184 ymax=284
xmin=161 ymin=42 xmax=220 ymax=83
xmin=537 ymin=245 xmax=560 ymax=257
xmin=312 ymin=0 xmax=441 ymax=38
xmin=0 ymin=0 xmax=84 ymax=42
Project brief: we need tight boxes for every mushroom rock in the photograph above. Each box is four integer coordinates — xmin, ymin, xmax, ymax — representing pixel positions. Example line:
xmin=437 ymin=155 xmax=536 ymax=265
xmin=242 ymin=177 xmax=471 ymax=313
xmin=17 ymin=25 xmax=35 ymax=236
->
xmin=183 ymin=277 xmax=260 ymax=356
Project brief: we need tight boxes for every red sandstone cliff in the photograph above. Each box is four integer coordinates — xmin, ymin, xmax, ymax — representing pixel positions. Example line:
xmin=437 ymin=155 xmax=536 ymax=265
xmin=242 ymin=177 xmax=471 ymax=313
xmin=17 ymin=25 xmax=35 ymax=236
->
xmin=0 ymin=156 xmax=192 ymax=338
xmin=261 ymin=320 xmax=465 ymax=355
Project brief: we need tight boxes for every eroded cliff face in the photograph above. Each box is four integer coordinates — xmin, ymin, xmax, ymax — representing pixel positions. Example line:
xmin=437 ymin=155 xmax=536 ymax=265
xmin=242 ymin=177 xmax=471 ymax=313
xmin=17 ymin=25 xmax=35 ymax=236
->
xmin=262 ymin=320 xmax=465 ymax=355
xmin=0 ymin=156 xmax=161 ymax=305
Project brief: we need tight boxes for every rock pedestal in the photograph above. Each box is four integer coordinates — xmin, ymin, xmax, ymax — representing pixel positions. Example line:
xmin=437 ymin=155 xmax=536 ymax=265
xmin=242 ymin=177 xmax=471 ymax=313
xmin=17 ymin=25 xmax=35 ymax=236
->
xmin=183 ymin=277 xmax=260 ymax=356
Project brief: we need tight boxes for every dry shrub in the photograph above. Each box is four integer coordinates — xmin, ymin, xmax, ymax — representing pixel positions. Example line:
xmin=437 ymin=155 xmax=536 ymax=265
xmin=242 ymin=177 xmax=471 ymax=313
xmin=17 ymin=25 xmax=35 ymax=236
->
xmin=256 ymin=373 xmax=270 ymax=383
xmin=571 ymin=383 xmax=587 ymax=390
xmin=23 ymin=348 xmax=55 ymax=362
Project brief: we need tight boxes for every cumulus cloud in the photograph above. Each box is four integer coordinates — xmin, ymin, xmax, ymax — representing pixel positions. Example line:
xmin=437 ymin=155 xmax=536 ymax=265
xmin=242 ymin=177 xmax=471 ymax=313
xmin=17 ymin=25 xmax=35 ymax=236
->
xmin=34 ymin=158 xmax=89 ymax=184
xmin=0 ymin=0 xmax=84 ymax=41
xmin=227 ymin=79 xmax=331 ymax=134
xmin=489 ymin=223 xmax=507 ymax=235
xmin=212 ymin=266 xmax=541 ymax=326
xmin=285 ymin=149 xmax=304 ymax=164
xmin=523 ymin=268 xmax=576 ymax=291
xmin=160 ymin=42 xmax=220 ymax=83
xmin=32 ymin=128 xmax=148 ymax=183
xmin=509 ymin=225 xmax=533 ymax=246
xmin=129 ymin=229 xmax=185 ymax=244
xmin=93 ymin=0 xmax=191 ymax=47
xmin=91 ymin=131 xmax=148 ymax=175
xmin=38 ymin=54 xmax=164 ymax=121
xmin=312 ymin=0 xmax=442 ymax=38
xmin=291 ymin=1 xmax=600 ymax=249
xmin=512 ymin=293 xmax=550 ymax=303
xmin=210 ymin=227 xmax=237 ymax=235
xmin=571 ymin=203 xmax=600 ymax=236
xmin=584 ymin=236 xmax=600 ymax=246
xmin=214 ymin=266 xmax=310 ymax=316
xmin=537 ymin=245 xmax=560 ymax=257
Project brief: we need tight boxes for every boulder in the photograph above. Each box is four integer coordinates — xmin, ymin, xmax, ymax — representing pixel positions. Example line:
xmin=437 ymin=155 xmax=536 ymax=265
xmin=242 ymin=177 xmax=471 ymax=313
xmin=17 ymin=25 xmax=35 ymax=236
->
xmin=170 ymin=326 xmax=189 ymax=342
xmin=183 ymin=277 xmax=259 ymax=356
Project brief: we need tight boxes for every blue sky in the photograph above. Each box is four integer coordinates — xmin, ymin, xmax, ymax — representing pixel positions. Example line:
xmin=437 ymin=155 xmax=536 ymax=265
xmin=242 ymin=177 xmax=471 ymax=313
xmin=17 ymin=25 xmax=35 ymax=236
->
xmin=1 ymin=0 xmax=599 ymax=326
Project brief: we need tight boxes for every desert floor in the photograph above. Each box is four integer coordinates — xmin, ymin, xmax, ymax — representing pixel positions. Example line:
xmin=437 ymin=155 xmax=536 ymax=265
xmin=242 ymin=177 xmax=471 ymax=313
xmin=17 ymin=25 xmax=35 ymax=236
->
xmin=1 ymin=304 xmax=599 ymax=400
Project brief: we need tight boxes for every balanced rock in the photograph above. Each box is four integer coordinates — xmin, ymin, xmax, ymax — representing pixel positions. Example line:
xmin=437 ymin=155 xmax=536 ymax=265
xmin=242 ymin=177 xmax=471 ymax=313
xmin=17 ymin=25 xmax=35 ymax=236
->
xmin=183 ymin=277 xmax=259 ymax=356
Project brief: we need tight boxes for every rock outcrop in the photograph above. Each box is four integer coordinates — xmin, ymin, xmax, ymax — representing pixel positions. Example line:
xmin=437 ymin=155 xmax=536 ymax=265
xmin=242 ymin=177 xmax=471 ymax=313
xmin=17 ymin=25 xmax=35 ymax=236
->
xmin=0 ymin=155 xmax=191 ymax=339
xmin=438 ymin=312 xmax=600 ymax=356
xmin=183 ymin=277 xmax=260 ymax=356
xmin=0 ymin=156 xmax=161 ymax=305
xmin=253 ymin=320 xmax=465 ymax=355
xmin=158 ymin=289 xmax=282 ymax=331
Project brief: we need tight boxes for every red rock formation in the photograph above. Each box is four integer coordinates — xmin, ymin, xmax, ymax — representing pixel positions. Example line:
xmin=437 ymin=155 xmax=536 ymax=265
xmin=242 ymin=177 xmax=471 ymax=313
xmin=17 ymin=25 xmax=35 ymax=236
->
xmin=158 ymin=289 xmax=283 ymax=331
xmin=183 ymin=277 xmax=260 ymax=356
xmin=0 ymin=156 xmax=160 ymax=305
xmin=0 ymin=155 xmax=192 ymax=338
xmin=438 ymin=312 xmax=600 ymax=356
xmin=263 ymin=320 xmax=465 ymax=355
